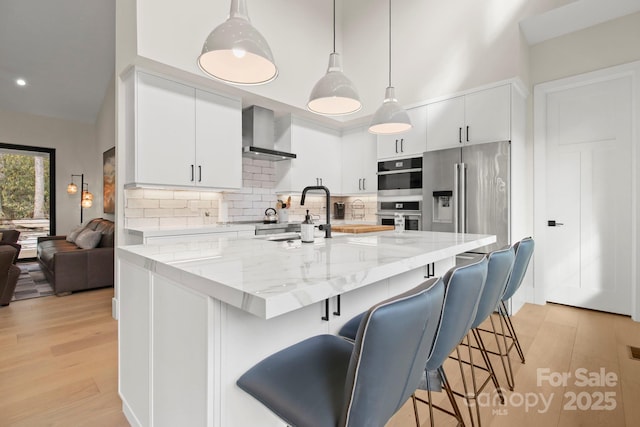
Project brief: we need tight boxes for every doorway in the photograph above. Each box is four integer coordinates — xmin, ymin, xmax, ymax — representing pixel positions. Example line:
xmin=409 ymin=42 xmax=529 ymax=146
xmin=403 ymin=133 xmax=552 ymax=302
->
xmin=533 ymin=62 xmax=638 ymax=318
xmin=0 ymin=143 xmax=56 ymax=259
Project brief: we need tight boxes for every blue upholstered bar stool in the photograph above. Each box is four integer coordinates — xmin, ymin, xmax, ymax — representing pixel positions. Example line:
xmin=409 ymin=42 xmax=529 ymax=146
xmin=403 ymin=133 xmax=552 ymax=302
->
xmin=452 ymin=246 xmax=515 ymax=426
xmin=412 ymin=257 xmax=489 ymax=427
xmin=480 ymin=237 xmax=534 ymax=390
xmin=237 ymin=277 xmax=445 ymax=427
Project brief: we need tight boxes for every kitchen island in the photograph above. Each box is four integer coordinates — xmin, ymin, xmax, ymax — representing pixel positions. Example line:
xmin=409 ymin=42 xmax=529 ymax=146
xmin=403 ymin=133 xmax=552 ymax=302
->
xmin=117 ymin=230 xmax=495 ymax=427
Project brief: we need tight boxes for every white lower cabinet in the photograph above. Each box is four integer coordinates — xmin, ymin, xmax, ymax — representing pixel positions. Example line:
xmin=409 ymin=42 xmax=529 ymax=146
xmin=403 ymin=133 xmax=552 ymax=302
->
xmin=125 ymin=70 xmax=241 ymax=190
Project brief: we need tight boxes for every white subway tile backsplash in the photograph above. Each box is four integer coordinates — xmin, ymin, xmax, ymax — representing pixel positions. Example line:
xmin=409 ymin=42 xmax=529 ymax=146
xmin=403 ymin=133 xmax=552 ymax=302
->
xmin=123 ymin=159 xmax=377 ymax=227
xmin=144 ymin=189 xmax=175 ymax=199
xmin=144 ymin=208 xmax=175 ymax=218
xmin=128 ymin=199 xmax=160 ymax=209
xmin=159 ymin=199 xmax=188 ymax=209
xmin=174 ymin=190 xmax=203 ymax=200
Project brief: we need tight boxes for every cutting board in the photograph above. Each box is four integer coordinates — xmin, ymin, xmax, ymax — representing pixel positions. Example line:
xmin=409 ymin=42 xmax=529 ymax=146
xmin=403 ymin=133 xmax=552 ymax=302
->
xmin=332 ymin=224 xmax=395 ymax=234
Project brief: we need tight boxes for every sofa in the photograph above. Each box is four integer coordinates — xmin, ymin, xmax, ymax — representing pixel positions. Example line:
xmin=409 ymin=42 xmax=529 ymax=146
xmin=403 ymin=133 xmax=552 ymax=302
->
xmin=0 ymin=245 xmax=20 ymax=306
xmin=37 ymin=218 xmax=114 ymax=295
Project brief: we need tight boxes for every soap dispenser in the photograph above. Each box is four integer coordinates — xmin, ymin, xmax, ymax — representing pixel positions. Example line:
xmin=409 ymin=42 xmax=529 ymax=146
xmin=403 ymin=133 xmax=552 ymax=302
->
xmin=301 ymin=210 xmax=314 ymax=243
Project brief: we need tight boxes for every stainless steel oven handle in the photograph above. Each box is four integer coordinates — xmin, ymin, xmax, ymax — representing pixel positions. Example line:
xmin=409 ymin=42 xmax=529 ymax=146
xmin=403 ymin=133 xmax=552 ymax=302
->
xmin=376 ymin=168 xmax=423 ymax=176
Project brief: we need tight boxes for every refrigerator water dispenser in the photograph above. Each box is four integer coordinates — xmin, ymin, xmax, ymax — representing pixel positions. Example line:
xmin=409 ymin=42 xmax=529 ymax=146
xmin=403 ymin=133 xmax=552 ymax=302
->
xmin=432 ymin=191 xmax=453 ymax=223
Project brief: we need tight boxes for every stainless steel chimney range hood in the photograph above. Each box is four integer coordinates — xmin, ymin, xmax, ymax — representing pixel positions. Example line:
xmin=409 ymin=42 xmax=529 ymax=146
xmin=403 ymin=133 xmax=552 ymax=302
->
xmin=242 ymin=106 xmax=296 ymax=161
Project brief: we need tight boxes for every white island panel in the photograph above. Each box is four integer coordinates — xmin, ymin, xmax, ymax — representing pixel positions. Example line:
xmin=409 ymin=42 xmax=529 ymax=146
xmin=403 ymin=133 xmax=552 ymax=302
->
xmin=118 ymin=230 xmax=495 ymax=427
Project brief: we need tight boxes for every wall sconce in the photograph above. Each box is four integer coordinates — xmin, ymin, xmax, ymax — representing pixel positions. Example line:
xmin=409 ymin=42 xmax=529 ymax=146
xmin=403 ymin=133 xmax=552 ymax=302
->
xmin=67 ymin=174 xmax=93 ymax=223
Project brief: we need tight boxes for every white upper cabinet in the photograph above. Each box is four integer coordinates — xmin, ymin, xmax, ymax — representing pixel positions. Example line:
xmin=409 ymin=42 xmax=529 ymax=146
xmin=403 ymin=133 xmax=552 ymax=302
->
xmin=341 ymin=127 xmax=377 ymax=194
xmin=377 ymin=105 xmax=428 ymax=160
xmin=425 ymin=96 xmax=465 ymax=151
xmin=136 ymin=73 xmax=196 ymax=187
xmin=464 ymin=84 xmax=511 ymax=145
xmin=275 ymin=116 xmax=342 ymax=194
xmin=426 ymin=84 xmax=511 ymax=151
xmin=195 ymin=89 xmax=242 ymax=189
xmin=126 ymin=70 xmax=241 ymax=190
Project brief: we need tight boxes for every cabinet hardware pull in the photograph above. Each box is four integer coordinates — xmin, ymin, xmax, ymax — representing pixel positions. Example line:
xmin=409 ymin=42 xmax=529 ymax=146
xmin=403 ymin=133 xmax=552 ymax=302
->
xmin=362 ymin=178 xmax=366 ymax=190
xmin=198 ymin=165 xmax=202 ymax=182
xmin=333 ymin=295 xmax=341 ymax=316
xmin=321 ymin=299 xmax=330 ymax=321
xmin=424 ymin=262 xmax=435 ymax=278
xmin=320 ymin=178 xmax=323 ymax=185
xmin=466 ymin=126 xmax=469 ymax=142
xmin=358 ymin=178 xmax=362 ymax=190
xmin=395 ymin=140 xmax=398 ymax=153
xmin=459 ymin=127 xmax=462 ymax=143
xmin=191 ymin=165 xmax=195 ymax=182
xmin=401 ymin=138 xmax=404 ymax=152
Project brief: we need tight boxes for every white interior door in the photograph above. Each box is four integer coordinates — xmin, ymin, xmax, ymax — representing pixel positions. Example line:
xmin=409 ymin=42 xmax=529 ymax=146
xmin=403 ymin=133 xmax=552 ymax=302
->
xmin=537 ymin=72 xmax=633 ymax=315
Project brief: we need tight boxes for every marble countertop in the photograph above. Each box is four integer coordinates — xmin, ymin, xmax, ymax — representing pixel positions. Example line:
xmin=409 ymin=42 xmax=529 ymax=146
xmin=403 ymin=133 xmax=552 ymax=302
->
xmin=118 ymin=230 xmax=495 ymax=319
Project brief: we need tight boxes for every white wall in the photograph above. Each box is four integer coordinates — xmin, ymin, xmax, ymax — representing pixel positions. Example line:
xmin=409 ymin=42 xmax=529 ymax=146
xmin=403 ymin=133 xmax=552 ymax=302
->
xmin=530 ymin=11 xmax=640 ymax=85
xmin=0 ymin=109 xmax=101 ymax=235
xmin=127 ymin=0 xmax=573 ymax=124
xmin=96 ymin=76 xmax=116 ymax=224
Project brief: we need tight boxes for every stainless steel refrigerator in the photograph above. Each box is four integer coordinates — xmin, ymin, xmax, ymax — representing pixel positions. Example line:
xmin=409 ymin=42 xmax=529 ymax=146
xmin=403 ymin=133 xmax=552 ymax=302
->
xmin=422 ymin=141 xmax=510 ymax=254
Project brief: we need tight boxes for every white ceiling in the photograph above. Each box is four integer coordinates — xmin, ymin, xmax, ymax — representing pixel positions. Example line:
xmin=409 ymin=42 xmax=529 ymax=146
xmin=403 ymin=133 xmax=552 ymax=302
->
xmin=0 ymin=0 xmax=114 ymax=124
xmin=0 ymin=0 xmax=638 ymax=126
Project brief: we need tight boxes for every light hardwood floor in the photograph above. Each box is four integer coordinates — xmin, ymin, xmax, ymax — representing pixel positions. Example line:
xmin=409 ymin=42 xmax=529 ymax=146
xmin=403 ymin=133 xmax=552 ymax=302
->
xmin=1 ymin=289 xmax=639 ymax=426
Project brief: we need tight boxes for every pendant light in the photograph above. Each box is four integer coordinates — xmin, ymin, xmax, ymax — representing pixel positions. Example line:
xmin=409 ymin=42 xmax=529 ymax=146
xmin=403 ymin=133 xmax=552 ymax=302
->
xmin=198 ymin=0 xmax=278 ymax=85
xmin=369 ymin=0 xmax=412 ymax=134
xmin=307 ymin=0 xmax=361 ymax=116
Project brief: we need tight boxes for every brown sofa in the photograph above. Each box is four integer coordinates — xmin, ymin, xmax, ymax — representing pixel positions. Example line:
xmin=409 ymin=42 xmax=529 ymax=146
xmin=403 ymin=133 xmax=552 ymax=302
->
xmin=0 ymin=245 xmax=20 ymax=306
xmin=37 ymin=218 xmax=114 ymax=295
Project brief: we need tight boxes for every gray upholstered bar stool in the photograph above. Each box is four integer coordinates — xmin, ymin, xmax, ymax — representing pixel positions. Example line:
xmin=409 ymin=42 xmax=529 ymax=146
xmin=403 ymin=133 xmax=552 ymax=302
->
xmin=452 ymin=246 xmax=515 ymax=426
xmin=237 ymin=277 xmax=445 ymax=427
xmin=478 ymin=237 xmax=534 ymax=390
xmin=412 ymin=257 xmax=489 ymax=427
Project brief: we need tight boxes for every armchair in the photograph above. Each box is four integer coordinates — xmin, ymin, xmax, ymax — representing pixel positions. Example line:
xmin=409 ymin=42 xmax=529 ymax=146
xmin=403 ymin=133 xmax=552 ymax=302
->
xmin=0 ymin=229 xmax=22 ymax=263
xmin=0 ymin=245 xmax=21 ymax=306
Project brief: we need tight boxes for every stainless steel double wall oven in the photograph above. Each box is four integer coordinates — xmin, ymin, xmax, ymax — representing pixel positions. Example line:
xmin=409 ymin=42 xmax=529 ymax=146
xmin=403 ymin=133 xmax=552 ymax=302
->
xmin=376 ymin=156 xmax=423 ymax=231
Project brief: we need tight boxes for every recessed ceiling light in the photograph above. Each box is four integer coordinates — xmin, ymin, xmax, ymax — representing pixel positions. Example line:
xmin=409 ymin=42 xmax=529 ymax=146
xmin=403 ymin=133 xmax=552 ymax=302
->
xmin=16 ymin=78 xmax=27 ymax=87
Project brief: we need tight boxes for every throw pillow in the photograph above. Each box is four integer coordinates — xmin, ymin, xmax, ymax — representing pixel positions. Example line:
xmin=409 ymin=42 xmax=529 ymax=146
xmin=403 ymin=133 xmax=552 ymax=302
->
xmin=75 ymin=229 xmax=102 ymax=249
xmin=66 ymin=225 xmax=84 ymax=243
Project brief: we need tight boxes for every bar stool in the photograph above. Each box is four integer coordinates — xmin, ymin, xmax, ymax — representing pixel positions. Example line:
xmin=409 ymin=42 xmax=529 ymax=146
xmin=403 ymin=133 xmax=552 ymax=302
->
xmin=237 ymin=277 xmax=445 ymax=427
xmin=451 ymin=246 xmax=515 ymax=426
xmin=479 ymin=237 xmax=534 ymax=390
xmin=412 ymin=257 xmax=488 ymax=427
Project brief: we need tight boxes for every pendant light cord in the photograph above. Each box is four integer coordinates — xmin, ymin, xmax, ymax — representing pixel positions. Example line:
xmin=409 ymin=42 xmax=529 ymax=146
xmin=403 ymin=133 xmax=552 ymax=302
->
xmin=388 ymin=0 xmax=392 ymax=87
xmin=333 ymin=0 xmax=336 ymax=53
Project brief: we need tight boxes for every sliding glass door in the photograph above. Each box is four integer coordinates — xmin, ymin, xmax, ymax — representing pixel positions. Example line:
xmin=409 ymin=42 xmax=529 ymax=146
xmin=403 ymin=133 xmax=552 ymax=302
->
xmin=0 ymin=143 xmax=56 ymax=259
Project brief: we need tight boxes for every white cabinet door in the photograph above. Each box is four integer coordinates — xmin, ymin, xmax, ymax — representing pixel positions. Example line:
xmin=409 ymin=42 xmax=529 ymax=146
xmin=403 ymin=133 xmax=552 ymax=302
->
xmin=277 ymin=119 xmax=342 ymax=193
xmin=426 ymin=96 xmax=465 ymax=151
xmin=341 ymin=127 xmax=377 ymax=194
xmin=465 ymin=84 xmax=511 ymax=145
xmin=426 ymin=85 xmax=511 ymax=151
xmin=377 ymin=105 xmax=428 ymax=159
xmin=137 ymin=72 xmax=196 ymax=186
xmin=195 ymin=89 xmax=242 ymax=189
